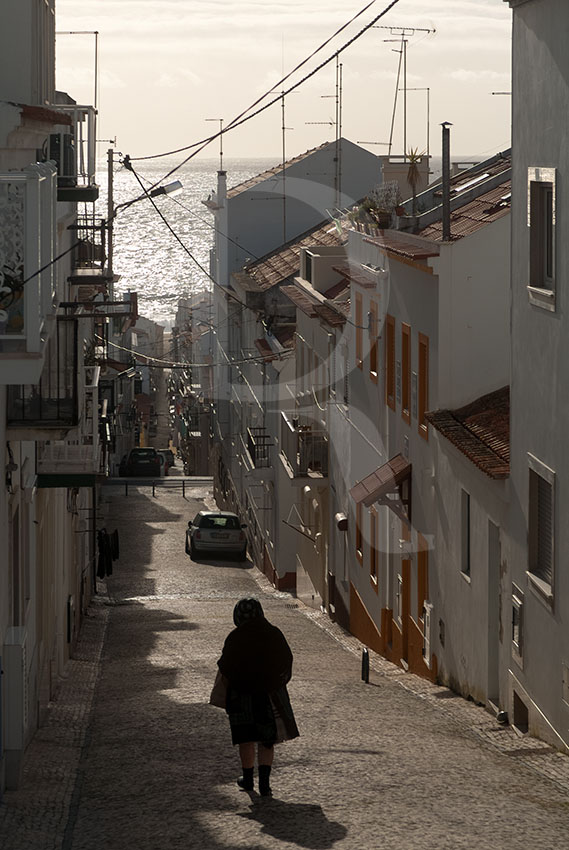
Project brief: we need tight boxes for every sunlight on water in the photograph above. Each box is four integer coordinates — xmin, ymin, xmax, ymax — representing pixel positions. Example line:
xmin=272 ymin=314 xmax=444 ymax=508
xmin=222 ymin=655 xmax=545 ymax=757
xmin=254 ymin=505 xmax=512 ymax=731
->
xmin=96 ymin=156 xmax=277 ymax=328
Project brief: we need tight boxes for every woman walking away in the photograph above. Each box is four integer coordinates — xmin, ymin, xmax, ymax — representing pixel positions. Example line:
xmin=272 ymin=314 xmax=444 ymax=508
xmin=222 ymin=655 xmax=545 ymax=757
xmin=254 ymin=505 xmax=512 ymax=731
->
xmin=217 ymin=598 xmax=299 ymax=796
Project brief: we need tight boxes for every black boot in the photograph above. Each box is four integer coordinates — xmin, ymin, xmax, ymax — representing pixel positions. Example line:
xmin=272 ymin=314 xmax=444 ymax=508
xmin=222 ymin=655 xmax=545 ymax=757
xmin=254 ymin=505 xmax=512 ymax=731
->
xmin=258 ymin=765 xmax=272 ymax=797
xmin=237 ymin=767 xmax=254 ymax=790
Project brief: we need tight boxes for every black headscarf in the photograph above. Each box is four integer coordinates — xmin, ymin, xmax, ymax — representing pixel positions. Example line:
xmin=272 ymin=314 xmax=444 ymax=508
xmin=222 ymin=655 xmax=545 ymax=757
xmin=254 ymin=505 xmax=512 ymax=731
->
xmin=233 ymin=598 xmax=264 ymax=626
xmin=218 ymin=600 xmax=293 ymax=693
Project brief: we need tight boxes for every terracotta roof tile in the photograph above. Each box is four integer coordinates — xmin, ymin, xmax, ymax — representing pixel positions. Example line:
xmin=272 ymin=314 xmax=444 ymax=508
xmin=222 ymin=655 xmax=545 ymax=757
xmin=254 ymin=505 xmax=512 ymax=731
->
xmin=419 ymin=181 xmax=511 ymax=242
xmin=245 ymin=220 xmax=344 ymax=291
xmin=332 ymin=264 xmax=380 ymax=288
xmin=425 ymin=386 xmax=510 ymax=479
xmin=280 ymin=285 xmax=319 ymax=317
xmin=314 ymin=303 xmax=346 ymax=327
xmin=350 ymin=454 xmax=411 ymax=507
xmin=254 ymin=339 xmax=277 ymax=361
xmin=323 ymin=278 xmax=350 ymax=299
xmin=363 ymin=234 xmax=440 ymax=261
xmin=273 ymin=326 xmax=296 ymax=348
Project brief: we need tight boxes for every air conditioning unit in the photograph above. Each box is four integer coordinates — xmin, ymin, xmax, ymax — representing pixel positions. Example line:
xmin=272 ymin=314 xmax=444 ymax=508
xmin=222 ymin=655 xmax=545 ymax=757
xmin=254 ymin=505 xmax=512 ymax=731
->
xmin=49 ymin=132 xmax=76 ymax=186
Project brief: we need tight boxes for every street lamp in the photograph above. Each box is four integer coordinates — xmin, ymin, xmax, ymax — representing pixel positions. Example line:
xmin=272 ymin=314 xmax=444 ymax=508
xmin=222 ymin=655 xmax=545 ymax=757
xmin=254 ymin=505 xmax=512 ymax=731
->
xmin=105 ymin=152 xmax=184 ymax=285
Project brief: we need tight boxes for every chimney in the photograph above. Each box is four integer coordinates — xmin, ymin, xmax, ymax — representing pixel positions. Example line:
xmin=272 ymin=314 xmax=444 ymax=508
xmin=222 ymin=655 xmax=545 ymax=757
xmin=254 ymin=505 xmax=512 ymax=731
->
xmin=216 ymin=170 xmax=227 ymax=207
xmin=441 ymin=122 xmax=452 ymax=242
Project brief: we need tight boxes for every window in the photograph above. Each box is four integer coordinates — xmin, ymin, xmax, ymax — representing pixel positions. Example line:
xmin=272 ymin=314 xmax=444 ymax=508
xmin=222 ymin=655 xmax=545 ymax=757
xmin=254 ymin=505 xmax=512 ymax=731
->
xmin=528 ymin=167 xmax=556 ymax=310
xmin=356 ymin=502 xmax=363 ymax=564
xmin=528 ymin=454 xmax=554 ymax=598
xmin=356 ymin=292 xmax=363 ymax=369
xmin=385 ymin=314 xmax=395 ymax=410
xmin=461 ymin=489 xmax=471 ymax=578
xmin=401 ymin=323 xmax=411 ymax=424
xmin=396 ymin=573 xmax=403 ymax=623
xmin=369 ymin=300 xmax=379 ymax=382
xmin=370 ymin=506 xmax=378 ymax=589
xmin=417 ymin=543 xmax=428 ymax=621
xmin=512 ymin=586 xmax=524 ymax=664
xmin=342 ymin=346 xmax=349 ymax=405
xmin=418 ymin=332 xmax=429 ymax=440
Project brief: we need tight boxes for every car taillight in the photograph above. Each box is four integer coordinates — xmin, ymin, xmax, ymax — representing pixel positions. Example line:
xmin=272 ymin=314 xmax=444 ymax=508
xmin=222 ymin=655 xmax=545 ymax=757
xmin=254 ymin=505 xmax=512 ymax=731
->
xmin=239 ymin=531 xmax=245 ymax=541
xmin=196 ymin=531 xmax=202 ymax=539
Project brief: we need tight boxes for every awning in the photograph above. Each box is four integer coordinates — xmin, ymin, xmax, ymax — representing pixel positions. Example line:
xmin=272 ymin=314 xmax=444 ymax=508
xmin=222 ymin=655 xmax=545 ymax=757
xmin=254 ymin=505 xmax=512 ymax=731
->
xmin=350 ymin=453 xmax=412 ymax=523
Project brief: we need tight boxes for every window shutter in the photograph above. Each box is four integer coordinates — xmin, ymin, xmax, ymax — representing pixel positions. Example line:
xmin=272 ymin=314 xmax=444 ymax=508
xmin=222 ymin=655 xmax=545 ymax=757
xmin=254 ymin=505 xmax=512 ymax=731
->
xmin=536 ymin=474 xmax=553 ymax=584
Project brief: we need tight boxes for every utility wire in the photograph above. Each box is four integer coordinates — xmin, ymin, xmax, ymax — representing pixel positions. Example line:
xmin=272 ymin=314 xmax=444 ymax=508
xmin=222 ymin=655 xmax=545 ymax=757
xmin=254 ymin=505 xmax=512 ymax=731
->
xmin=127 ymin=0 xmax=402 ymax=199
xmin=14 ymin=1 xmax=401 ymax=301
xmin=131 ymin=0 xmax=387 ymax=165
xmin=97 ymin=334 xmax=294 ymax=369
xmin=126 ymin=162 xmax=369 ymax=331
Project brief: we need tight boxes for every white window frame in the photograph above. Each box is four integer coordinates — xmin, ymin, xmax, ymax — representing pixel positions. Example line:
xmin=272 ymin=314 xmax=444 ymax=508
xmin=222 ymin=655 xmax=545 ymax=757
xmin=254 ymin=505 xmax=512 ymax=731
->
xmin=512 ymin=586 xmax=524 ymax=667
xmin=527 ymin=166 xmax=556 ymax=311
xmin=527 ymin=452 xmax=555 ymax=605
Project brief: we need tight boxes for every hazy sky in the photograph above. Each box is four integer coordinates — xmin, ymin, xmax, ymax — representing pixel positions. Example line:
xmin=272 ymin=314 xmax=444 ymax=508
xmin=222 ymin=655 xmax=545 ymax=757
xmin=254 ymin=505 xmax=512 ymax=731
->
xmin=56 ymin=0 xmax=512 ymax=162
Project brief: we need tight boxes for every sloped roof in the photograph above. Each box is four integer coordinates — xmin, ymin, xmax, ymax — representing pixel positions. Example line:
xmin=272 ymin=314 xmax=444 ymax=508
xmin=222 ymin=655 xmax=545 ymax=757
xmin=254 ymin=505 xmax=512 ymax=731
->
xmin=332 ymin=263 xmax=381 ymax=288
xmin=244 ymin=220 xmax=344 ymax=291
xmin=362 ymin=234 xmax=440 ymax=262
xmin=280 ymin=285 xmax=319 ymax=317
xmin=280 ymin=283 xmax=347 ymax=328
xmin=350 ymin=454 xmax=411 ymax=507
xmin=227 ymin=143 xmax=331 ymax=199
xmin=419 ymin=180 xmax=512 ymax=242
xmin=425 ymin=386 xmax=510 ymax=479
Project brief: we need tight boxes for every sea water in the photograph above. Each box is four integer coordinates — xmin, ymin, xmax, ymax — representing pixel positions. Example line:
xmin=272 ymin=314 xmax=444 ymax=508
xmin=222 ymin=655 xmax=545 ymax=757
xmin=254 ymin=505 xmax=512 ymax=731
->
xmin=100 ymin=155 xmax=276 ymax=328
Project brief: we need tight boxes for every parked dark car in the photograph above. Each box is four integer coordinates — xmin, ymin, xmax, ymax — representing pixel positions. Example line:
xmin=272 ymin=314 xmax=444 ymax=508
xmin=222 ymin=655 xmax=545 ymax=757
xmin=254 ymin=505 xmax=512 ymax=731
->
xmin=125 ymin=447 xmax=161 ymax=477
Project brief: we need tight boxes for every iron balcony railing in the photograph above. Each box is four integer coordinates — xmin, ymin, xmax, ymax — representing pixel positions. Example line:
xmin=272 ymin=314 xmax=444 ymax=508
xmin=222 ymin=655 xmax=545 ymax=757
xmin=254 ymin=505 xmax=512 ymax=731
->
xmin=246 ymin=426 xmax=272 ymax=469
xmin=36 ymin=365 xmax=102 ymax=475
xmin=7 ymin=317 xmax=78 ymax=428
xmin=280 ymin=411 xmax=328 ymax=477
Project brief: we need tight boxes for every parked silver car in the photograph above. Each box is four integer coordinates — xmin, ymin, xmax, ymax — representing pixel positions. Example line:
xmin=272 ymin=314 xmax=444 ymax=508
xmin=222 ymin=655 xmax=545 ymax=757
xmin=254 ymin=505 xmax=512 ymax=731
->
xmin=186 ymin=511 xmax=247 ymax=560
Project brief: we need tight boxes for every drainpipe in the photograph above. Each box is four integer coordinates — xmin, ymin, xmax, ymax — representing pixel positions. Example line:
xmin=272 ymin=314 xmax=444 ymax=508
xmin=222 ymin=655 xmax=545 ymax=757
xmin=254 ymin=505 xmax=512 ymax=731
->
xmin=441 ymin=122 xmax=452 ymax=242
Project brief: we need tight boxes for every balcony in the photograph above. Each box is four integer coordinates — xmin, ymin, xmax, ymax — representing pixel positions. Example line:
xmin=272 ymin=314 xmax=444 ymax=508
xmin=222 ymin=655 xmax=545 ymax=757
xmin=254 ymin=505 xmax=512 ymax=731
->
xmin=247 ymin=427 xmax=271 ymax=468
xmin=244 ymin=426 xmax=273 ymax=482
xmin=0 ymin=163 xmax=58 ymax=384
xmin=6 ymin=317 xmax=78 ymax=439
xmin=68 ymin=213 xmax=114 ymax=297
xmin=279 ymin=411 xmax=328 ymax=484
xmin=47 ymin=105 xmax=98 ymax=202
xmin=36 ymin=365 xmax=102 ymax=486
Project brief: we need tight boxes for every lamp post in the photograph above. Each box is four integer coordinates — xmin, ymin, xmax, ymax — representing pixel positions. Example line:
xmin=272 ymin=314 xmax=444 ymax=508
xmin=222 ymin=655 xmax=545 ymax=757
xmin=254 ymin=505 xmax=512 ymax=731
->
xmin=105 ymin=152 xmax=183 ymax=289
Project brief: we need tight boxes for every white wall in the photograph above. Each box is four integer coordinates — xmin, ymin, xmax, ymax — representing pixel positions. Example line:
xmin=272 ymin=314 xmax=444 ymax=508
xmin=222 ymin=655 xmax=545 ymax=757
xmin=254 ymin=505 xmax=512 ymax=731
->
xmin=221 ymin=140 xmax=380 ymax=282
xmin=436 ymin=215 xmax=510 ymax=410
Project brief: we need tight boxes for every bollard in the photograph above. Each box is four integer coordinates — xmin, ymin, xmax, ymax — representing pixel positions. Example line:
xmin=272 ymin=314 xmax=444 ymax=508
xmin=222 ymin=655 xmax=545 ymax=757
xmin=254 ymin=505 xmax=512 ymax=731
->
xmin=361 ymin=647 xmax=369 ymax=683
xmin=124 ymin=481 xmax=128 ymax=498
xmin=182 ymin=480 xmax=186 ymax=499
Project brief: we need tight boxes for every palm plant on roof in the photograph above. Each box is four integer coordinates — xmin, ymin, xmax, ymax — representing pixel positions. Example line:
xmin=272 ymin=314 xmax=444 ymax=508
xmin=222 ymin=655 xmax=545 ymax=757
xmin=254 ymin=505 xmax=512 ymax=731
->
xmin=407 ymin=147 xmax=425 ymax=217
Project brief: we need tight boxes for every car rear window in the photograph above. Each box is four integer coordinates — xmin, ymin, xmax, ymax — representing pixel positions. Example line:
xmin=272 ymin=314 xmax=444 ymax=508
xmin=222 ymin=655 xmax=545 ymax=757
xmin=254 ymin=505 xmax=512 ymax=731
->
xmin=199 ymin=516 xmax=240 ymax=530
xmin=131 ymin=449 xmax=156 ymax=457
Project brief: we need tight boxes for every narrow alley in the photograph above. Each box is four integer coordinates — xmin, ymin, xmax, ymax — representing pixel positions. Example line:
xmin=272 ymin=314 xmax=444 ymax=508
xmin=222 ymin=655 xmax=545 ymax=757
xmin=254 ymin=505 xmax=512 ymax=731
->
xmin=1 ymin=482 xmax=568 ymax=850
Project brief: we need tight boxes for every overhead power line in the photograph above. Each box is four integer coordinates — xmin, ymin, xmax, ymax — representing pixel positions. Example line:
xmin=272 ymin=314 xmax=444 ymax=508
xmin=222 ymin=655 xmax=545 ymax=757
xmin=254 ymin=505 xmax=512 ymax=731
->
xmin=127 ymin=0 xmax=402 ymax=199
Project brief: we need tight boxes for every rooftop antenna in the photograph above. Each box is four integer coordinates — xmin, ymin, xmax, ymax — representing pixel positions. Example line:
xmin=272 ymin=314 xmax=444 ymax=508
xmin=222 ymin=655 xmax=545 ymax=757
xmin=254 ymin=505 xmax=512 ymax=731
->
xmin=374 ymin=26 xmax=436 ymax=160
xmin=399 ymin=86 xmax=430 ymax=161
xmin=320 ymin=55 xmax=343 ymax=208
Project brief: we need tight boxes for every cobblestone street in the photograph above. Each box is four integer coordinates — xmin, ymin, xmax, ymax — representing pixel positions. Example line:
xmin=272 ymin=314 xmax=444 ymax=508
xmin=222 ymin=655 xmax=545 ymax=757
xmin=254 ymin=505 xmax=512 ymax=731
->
xmin=1 ymin=482 xmax=569 ymax=849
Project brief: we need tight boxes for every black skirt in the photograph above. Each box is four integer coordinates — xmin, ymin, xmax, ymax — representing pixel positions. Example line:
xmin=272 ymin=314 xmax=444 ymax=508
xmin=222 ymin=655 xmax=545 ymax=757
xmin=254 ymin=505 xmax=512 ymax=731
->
xmin=226 ymin=684 xmax=299 ymax=746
